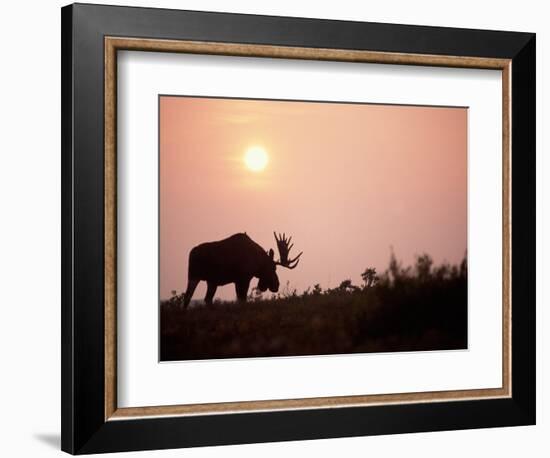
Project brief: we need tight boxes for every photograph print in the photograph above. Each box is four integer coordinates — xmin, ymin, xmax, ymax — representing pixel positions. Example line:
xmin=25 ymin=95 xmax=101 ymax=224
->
xmin=159 ymin=95 xmax=468 ymax=361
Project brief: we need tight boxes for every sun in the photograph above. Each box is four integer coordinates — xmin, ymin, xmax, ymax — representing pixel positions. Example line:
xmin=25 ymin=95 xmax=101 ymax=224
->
xmin=244 ymin=146 xmax=269 ymax=172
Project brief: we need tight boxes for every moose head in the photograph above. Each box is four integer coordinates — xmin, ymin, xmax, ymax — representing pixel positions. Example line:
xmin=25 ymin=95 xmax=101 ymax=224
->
xmin=258 ymin=232 xmax=303 ymax=293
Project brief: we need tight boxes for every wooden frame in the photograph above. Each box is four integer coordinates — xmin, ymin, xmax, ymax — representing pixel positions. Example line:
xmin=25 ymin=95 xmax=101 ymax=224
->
xmin=62 ymin=3 xmax=535 ymax=454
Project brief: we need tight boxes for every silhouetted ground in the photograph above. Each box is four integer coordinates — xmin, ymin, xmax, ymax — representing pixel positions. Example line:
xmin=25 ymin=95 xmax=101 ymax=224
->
xmin=160 ymin=253 xmax=467 ymax=361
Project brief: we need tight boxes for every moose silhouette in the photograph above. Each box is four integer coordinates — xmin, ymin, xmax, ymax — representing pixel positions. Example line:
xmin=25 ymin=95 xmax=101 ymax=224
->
xmin=183 ymin=232 xmax=302 ymax=307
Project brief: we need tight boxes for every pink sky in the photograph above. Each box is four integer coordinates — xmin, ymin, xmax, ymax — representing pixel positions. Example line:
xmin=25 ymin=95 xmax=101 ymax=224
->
xmin=160 ymin=96 xmax=467 ymax=300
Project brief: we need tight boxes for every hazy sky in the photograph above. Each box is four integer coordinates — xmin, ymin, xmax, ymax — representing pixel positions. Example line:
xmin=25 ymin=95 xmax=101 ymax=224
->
xmin=160 ymin=96 xmax=467 ymax=300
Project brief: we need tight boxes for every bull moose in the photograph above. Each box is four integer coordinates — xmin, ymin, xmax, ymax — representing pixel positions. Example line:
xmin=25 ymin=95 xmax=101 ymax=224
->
xmin=183 ymin=232 xmax=302 ymax=307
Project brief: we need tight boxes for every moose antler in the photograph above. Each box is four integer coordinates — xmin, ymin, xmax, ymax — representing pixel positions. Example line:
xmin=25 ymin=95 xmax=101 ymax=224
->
xmin=273 ymin=232 xmax=303 ymax=269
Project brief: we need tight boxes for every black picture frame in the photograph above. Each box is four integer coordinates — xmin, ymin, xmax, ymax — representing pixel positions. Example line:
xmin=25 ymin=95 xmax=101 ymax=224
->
xmin=61 ymin=3 xmax=535 ymax=454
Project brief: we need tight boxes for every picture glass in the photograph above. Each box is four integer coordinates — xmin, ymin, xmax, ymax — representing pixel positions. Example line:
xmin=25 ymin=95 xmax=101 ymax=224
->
xmin=159 ymin=95 xmax=468 ymax=362
xmin=117 ymin=51 xmax=502 ymax=407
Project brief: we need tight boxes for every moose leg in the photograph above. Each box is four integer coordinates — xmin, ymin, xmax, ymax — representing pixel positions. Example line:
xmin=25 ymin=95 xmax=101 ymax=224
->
xmin=204 ymin=282 xmax=217 ymax=305
xmin=183 ymin=278 xmax=199 ymax=309
xmin=235 ymin=279 xmax=251 ymax=303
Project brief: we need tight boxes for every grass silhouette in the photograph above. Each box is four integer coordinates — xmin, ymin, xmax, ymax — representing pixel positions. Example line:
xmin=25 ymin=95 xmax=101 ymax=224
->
xmin=160 ymin=252 xmax=467 ymax=361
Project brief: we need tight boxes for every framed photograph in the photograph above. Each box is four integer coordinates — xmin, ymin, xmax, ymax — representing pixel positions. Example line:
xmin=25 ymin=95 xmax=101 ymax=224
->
xmin=61 ymin=3 xmax=536 ymax=454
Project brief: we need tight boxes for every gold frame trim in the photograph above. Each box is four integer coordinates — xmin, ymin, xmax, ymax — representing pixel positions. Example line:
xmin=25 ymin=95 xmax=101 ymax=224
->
xmin=104 ymin=37 xmax=512 ymax=421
